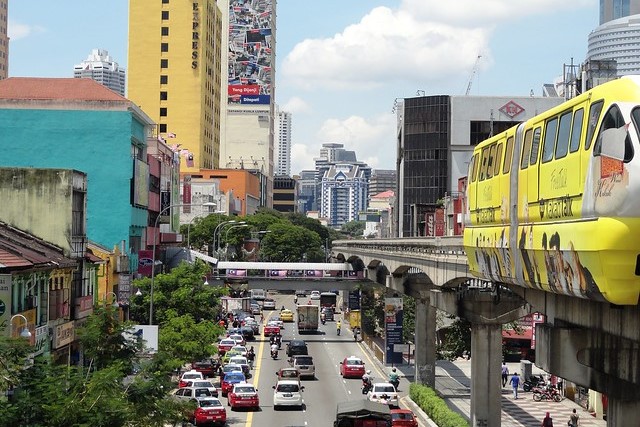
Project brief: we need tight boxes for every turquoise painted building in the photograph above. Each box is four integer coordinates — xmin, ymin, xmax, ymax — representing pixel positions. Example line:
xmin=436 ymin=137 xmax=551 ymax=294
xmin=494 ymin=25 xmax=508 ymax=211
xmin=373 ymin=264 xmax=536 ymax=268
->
xmin=0 ymin=78 xmax=155 ymax=262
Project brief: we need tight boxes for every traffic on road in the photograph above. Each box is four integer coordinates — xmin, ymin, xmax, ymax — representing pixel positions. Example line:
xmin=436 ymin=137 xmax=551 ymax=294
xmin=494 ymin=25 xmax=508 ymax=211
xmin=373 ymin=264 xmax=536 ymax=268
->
xmin=175 ymin=291 xmax=415 ymax=426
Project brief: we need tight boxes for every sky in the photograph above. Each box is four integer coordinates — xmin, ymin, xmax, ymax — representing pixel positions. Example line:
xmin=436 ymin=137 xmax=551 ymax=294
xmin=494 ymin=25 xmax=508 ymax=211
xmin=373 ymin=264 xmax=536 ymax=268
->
xmin=7 ymin=0 xmax=599 ymax=175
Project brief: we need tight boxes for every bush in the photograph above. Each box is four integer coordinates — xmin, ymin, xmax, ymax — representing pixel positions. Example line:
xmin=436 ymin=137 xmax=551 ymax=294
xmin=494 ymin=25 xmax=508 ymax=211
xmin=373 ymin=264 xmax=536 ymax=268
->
xmin=409 ymin=383 xmax=469 ymax=427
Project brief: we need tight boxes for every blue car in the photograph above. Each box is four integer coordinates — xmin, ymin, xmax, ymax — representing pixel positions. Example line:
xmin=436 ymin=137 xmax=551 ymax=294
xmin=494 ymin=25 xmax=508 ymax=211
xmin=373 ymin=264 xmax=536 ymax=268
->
xmin=221 ymin=371 xmax=246 ymax=396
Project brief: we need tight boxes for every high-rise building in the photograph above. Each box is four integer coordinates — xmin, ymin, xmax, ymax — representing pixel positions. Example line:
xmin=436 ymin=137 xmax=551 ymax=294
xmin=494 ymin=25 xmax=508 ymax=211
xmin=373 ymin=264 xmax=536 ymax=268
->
xmin=275 ymin=108 xmax=291 ymax=176
xmin=221 ymin=0 xmax=275 ymax=207
xmin=320 ymin=163 xmax=369 ymax=228
xmin=73 ymin=49 xmax=126 ymax=96
xmin=599 ymin=0 xmax=640 ymax=24
xmin=273 ymin=176 xmax=297 ymax=213
xmin=296 ymin=170 xmax=317 ymax=214
xmin=128 ymin=0 xmax=223 ymax=172
xmin=0 ymin=0 xmax=7 ymax=80
xmin=369 ymin=169 xmax=397 ymax=198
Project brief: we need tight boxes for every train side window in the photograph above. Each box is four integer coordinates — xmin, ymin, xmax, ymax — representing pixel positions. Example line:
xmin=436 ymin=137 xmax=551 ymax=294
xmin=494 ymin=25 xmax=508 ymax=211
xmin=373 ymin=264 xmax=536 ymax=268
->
xmin=521 ymin=129 xmax=532 ymax=169
xmin=479 ymin=146 xmax=490 ymax=181
xmin=503 ymin=136 xmax=514 ymax=174
xmin=486 ymin=144 xmax=496 ymax=178
xmin=595 ymin=105 xmax=634 ymax=162
xmin=569 ymin=108 xmax=584 ymax=153
xmin=542 ymin=118 xmax=558 ymax=163
xmin=555 ymin=111 xmax=572 ymax=159
xmin=585 ymin=100 xmax=604 ymax=150
xmin=529 ymin=127 xmax=541 ymax=165
xmin=494 ymin=143 xmax=503 ymax=176
xmin=469 ymin=153 xmax=478 ymax=182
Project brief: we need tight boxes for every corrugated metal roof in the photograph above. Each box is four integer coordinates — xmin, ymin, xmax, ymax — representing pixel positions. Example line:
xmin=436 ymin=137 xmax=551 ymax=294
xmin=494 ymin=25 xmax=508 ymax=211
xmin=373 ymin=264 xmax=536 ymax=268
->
xmin=0 ymin=77 xmax=128 ymax=102
xmin=0 ymin=222 xmax=77 ymax=271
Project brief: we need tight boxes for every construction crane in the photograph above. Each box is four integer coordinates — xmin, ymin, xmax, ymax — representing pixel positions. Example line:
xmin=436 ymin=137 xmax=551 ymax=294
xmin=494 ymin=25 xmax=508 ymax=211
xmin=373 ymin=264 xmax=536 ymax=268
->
xmin=465 ymin=55 xmax=482 ymax=95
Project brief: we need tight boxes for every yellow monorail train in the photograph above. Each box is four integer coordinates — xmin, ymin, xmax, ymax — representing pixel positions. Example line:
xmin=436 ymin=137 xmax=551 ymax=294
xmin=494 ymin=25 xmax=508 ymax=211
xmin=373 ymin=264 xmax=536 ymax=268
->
xmin=464 ymin=75 xmax=640 ymax=305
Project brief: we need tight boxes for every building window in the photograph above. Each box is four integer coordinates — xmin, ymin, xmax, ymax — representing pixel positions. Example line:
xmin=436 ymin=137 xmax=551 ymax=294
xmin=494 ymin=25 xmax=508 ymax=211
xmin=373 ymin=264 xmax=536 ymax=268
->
xmin=159 ymin=124 xmax=167 ymax=133
xmin=160 ymin=75 xmax=168 ymax=84
xmin=160 ymin=108 xmax=167 ymax=117
xmin=160 ymin=91 xmax=168 ymax=100
xmin=162 ymin=0 xmax=169 ymax=3
xmin=161 ymin=27 xmax=169 ymax=36
xmin=161 ymin=43 xmax=169 ymax=52
xmin=161 ymin=11 xmax=169 ymax=19
xmin=161 ymin=59 xmax=168 ymax=68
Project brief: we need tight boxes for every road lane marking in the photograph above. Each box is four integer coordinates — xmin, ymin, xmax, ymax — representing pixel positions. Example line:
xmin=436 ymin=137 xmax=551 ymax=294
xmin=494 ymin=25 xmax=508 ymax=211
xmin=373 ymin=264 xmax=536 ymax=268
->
xmin=245 ymin=311 xmax=273 ymax=427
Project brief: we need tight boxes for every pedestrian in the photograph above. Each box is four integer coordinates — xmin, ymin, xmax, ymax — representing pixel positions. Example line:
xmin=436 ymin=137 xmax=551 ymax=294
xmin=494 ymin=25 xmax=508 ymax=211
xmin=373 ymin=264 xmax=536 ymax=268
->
xmin=509 ymin=372 xmax=520 ymax=399
xmin=501 ymin=362 xmax=509 ymax=387
xmin=541 ymin=412 xmax=553 ymax=427
xmin=568 ymin=408 xmax=579 ymax=427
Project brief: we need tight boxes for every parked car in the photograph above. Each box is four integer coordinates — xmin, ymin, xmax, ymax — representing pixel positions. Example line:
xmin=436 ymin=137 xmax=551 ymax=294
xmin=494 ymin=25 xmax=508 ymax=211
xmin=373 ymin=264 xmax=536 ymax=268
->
xmin=173 ymin=386 xmax=213 ymax=400
xmin=179 ymin=370 xmax=204 ymax=388
xmin=221 ymin=371 xmax=246 ymax=397
xmin=367 ymin=382 xmax=399 ymax=408
xmin=263 ymin=298 xmax=276 ymax=310
xmin=273 ymin=380 xmax=304 ymax=410
xmin=391 ymin=408 xmax=418 ymax=426
xmin=288 ymin=355 xmax=315 ymax=379
xmin=188 ymin=397 xmax=227 ymax=426
xmin=228 ymin=382 xmax=260 ymax=410
xmin=192 ymin=359 xmax=219 ymax=378
xmin=340 ymin=356 xmax=366 ymax=379
xmin=286 ymin=340 xmax=308 ymax=357
xmin=179 ymin=379 xmax=218 ymax=397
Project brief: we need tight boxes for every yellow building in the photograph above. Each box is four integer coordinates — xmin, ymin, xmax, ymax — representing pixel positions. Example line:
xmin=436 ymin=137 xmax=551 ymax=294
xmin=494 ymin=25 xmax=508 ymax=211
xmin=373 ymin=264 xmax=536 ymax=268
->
xmin=128 ymin=0 xmax=223 ymax=172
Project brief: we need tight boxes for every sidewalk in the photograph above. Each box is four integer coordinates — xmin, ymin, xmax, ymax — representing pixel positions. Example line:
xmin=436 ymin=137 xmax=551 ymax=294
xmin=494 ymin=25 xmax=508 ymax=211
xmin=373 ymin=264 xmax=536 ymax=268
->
xmin=358 ymin=332 xmax=605 ymax=427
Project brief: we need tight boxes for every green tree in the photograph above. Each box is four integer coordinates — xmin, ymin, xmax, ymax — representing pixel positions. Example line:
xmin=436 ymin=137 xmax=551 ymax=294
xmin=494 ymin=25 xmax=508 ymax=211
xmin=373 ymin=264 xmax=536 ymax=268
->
xmin=259 ymin=222 xmax=323 ymax=262
xmin=402 ymin=295 xmax=416 ymax=343
xmin=130 ymin=260 xmax=227 ymax=326
xmin=158 ymin=310 xmax=220 ymax=364
xmin=340 ymin=220 xmax=366 ymax=237
xmin=437 ymin=315 xmax=471 ymax=360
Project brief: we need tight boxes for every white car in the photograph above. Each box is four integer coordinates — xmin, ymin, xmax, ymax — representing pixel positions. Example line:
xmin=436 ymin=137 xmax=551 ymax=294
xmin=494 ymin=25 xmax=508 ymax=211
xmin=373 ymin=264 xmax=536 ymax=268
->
xmin=309 ymin=290 xmax=321 ymax=300
xmin=228 ymin=334 xmax=245 ymax=346
xmin=269 ymin=318 xmax=285 ymax=329
xmin=367 ymin=382 xmax=399 ymax=407
xmin=273 ymin=380 xmax=304 ymax=409
xmin=228 ymin=355 xmax=250 ymax=375
xmin=263 ymin=298 xmax=277 ymax=310
xmin=230 ymin=345 xmax=248 ymax=356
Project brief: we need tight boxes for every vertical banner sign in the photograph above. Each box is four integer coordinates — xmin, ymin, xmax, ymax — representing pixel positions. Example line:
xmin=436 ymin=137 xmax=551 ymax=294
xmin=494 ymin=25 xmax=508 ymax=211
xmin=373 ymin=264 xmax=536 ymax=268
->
xmin=384 ymin=297 xmax=404 ymax=365
xmin=183 ymin=175 xmax=192 ymax=213
xmin=118 ymin=274 xmax=132 ymax=305
xmin=0 ymin=274 xmax=10 ymax=335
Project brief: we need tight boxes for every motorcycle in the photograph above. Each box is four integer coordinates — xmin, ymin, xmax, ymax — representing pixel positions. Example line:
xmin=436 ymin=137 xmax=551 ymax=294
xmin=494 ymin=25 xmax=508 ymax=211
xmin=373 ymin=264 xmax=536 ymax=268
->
xmin=271 ymin=349 xmax=278 ymax=360
xmin=523 ymin=374 xmax=545 ymax=392
xmin=361 ymin=378 xmax=373 ymax=394
xmin=532 ymin=385 xmax=562 ymax=402
xmin=321 ymin=315 xmax=326 ymax=325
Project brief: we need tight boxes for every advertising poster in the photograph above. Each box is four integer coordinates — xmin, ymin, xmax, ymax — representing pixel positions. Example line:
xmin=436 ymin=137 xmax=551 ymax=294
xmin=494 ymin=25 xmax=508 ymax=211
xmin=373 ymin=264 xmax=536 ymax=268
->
xmin=384 ymin=297 xmax=404 ymax=365
xmin=138 ymin=249 xmax=154 ymax=277
xmin=348 ymin=290 xmax=361 ymax=310
xmin=0 ymin=274 xmax=10 ymax=335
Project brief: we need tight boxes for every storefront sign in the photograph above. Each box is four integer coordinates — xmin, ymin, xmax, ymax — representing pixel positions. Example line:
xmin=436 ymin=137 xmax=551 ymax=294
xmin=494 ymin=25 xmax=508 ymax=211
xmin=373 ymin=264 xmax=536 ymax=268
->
xmin=32 ymin=326 xmax=49 ymax=357
xmin=118 ymin=274 xmax=132 ymax=305
xmin=75 ymin=295 xmax=94 ymax=319
xmin=0 ymin=274 xmax=10 ymax=334
xmin=53 ymin=321 xmax=74 ymax=349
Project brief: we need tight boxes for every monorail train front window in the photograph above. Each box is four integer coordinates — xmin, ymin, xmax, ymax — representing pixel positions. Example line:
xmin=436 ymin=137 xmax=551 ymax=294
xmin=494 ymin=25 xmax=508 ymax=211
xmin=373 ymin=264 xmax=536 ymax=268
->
xmin=585 ymin=100 xmax=604 ymax=150
xmin=594 ymin=105 xmax=633 ymax=162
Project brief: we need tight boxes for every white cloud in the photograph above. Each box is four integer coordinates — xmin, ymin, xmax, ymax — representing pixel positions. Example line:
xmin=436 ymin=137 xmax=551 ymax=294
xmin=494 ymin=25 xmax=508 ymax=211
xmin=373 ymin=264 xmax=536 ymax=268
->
xmin=281 ymin=96 xmax=312 ymax=114
xmin=8 ymin=21 xmax=46 ymax=41
xmin=291 ymin=143 xmax=318 ymax=174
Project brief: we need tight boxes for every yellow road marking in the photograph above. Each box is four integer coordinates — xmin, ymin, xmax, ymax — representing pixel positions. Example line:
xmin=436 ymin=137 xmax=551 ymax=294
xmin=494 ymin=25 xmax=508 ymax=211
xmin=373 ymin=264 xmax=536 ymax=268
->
xmin=245 ymin=310 xmax=274 ymax=426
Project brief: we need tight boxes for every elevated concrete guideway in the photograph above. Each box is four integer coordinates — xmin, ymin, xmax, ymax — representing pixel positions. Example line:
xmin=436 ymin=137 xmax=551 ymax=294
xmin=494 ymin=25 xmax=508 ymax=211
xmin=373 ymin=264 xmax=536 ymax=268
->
xmin=331 ymin=238 xmax=640 ymax=427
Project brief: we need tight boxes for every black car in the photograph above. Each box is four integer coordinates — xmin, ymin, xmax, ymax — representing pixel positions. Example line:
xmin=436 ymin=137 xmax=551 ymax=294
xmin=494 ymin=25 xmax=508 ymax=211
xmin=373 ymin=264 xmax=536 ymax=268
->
xmin=286 ymin=339 xmax=308 ymax=357
xmin=240 ymin=326 xmax=255 ymax=340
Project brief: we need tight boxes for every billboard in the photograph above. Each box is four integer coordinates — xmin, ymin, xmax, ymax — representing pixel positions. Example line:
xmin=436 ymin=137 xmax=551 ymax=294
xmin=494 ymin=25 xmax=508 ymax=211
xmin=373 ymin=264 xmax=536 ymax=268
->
xmin=132 ymin=159 xmax=149 ymax=208
xmin=384 ymin=297 xmax=404 ymax=365
xmin=228 ymin=1 xmax=273 ymax=105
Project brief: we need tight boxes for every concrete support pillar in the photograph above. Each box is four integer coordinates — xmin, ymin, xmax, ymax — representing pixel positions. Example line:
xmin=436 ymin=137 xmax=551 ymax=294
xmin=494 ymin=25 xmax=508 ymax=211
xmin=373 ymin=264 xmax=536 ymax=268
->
xmin=414 ymin=298 xmax=436 ymax=387
xmin=470 ymin=323 xmax=503 ymax=427
xmin=607 ymin=398 xmax=640 ymax=426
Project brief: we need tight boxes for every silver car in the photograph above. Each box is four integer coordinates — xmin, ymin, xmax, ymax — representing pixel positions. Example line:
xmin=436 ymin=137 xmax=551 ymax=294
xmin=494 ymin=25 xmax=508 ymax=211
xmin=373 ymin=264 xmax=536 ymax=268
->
xmin=289 ymin=355 xmax=315 ymax=379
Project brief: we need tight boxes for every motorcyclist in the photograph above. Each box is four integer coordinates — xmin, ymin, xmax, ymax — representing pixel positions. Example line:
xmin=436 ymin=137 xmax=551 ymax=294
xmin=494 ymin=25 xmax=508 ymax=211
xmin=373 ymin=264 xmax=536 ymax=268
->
xmin=246 ymin=346 xmax=255 ymax=369
xmin=275 ymin=333 xmax=282 ymax=349
xmin=353 ymin=327 xmax=359 ymax=341
xmin=389 ymin=367 xmax=400 ymax=389
xmin=270 ymin=334 xmax=277 ymax=345
xmin=336 ymin=320 xmax=342 ymax=335
xmin=362 ymin=370 xmax=372 ymax=393
xmin=320 ymin=312 xmax=326 ymax=325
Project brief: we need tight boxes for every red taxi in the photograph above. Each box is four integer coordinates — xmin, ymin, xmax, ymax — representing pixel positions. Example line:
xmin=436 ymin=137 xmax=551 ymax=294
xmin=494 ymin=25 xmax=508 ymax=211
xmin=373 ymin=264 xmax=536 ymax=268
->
xmin=217 ymin=338 xmax=236 ymax=355
xmin=220 ymin=371 xmax=246 ymax=397
xmin=340 ymin=356 xmax=366 ymax=378
xmin=263 ymin=324 xmax=280 ymax=336
xmin=190 ymin=397 xmax=227 ymax=426
xmin=228 ymin=383 xmax=260 ymax=410
xmin=391 ymin=409 xmax=418 ymax=426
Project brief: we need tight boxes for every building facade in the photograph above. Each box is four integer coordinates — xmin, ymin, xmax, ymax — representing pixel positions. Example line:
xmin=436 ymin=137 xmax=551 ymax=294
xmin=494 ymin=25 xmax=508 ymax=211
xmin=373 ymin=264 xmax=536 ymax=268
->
xmin=296 ymin=170 xmax=317 ymax=214
xmin=73 ymin=49 xmax=126 ymax=96
xmin=273 ymin=175 xmax=297 ymax=213
xmin=599 ymin=0 xmax=640 ymax=24
xmin=221 ymin=0 xmax=275 ymax=207
xmin=128 ymin=0 xmax=223 ymax=172
xmin=397 ymin=94 xmax=563 ymax=237
xmin=0 ymin=77 xmax=155 ymax=268
xmin=369 ymin=169 xmax=397 ymax=200
xmin=0 ymin=0 xmax=6 ymax=80
xmin=587 ymin=14 xmax=640 ymax=77
xmin=275 ymin=108 xmax=292 ymax=176
xmin=320 ymin=163 xmax=369 ymax=228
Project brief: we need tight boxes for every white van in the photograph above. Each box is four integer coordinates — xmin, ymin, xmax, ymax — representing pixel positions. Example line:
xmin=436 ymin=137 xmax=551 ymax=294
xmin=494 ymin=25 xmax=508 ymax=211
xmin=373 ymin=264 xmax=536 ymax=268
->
xmin=250 ymin=289 xmax=267 ymax=301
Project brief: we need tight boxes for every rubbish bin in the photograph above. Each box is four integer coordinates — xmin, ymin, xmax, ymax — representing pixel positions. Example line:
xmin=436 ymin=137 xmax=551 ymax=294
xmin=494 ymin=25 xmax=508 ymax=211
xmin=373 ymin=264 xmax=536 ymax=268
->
xmin=520 ymin=360 xmax=532 ymax=380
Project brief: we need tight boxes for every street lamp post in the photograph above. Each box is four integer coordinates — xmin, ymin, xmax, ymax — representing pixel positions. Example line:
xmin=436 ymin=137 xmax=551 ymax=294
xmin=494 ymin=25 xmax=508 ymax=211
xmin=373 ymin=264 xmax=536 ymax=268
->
xmin=187 ymin=208 xmax=224 ymax=249
xmin=10 ymin=314 xmax=31 ymax=338
xmin=213 ymin=220 xmax=237 ymax=256
xmin=104 ymin=291 xmax=119 ymax=309
xmin=150 ymin=202 xmax=208 ymax=325
xmin=223 ymin=224 xmax=249 ymax=260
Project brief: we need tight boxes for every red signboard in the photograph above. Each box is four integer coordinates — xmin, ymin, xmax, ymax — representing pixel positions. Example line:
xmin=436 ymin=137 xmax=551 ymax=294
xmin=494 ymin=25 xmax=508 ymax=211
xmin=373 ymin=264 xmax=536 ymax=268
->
xmin=75 ymin=295 xmax=94 ymax=319
xmin=228 ymin=85 xmax=260 ymax=95
xmin=138 ymin=250 xmax=154 ymax=277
